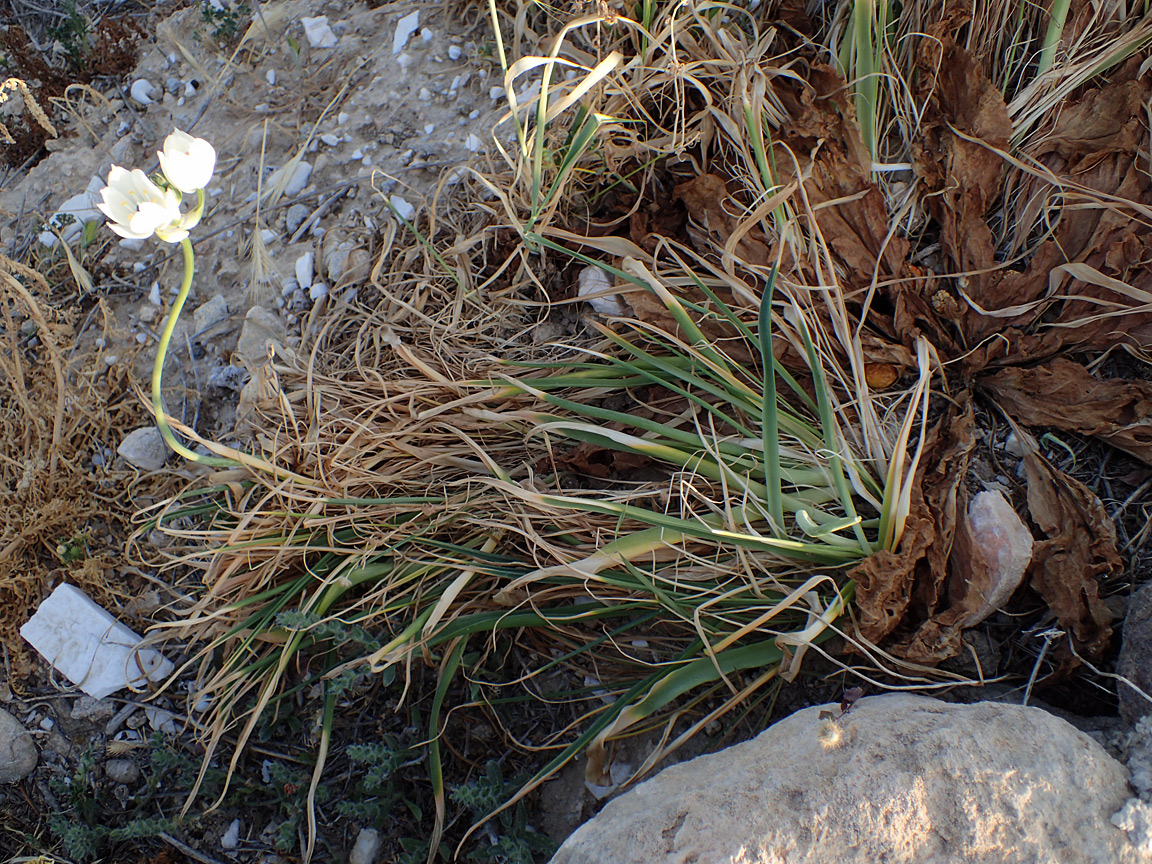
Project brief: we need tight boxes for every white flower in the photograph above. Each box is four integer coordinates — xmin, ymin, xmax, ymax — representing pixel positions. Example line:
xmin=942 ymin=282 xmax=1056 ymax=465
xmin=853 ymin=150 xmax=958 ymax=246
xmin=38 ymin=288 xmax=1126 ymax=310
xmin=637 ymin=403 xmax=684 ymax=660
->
xmin=157 ymin=129 xmax=216 ymax=194
xmin=98 ymin=166 xmax=189 ymax=243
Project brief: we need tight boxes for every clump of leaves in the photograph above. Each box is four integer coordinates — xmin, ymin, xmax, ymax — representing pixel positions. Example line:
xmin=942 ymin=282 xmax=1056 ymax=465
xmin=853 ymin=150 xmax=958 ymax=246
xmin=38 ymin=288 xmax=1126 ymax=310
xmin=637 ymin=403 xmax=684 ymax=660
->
xmin=452 ymin=761 xmax=555 ymax=863
xmin=195 ymin=1 xmax=251 ymax=46
xmin=48 ymin=747 xmax=174 ymax=861
xmin=48 ymin=2 xmax=92 ymax=72
xmin=335 ymin=737 xmax=414 ymax=824
xmin=263 ymin=759 xmax=330 ymax=852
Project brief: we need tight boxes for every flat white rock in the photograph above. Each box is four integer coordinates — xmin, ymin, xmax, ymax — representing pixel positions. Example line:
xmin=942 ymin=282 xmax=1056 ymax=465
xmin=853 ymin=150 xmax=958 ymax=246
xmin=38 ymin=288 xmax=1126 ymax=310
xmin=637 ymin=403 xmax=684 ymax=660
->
xmin=301 ymin=16 xmax=338 ymax=49
xmin=295 ymin=251 xmax=314 ymax=289
xmin=21 ymin=584 xmax=174 ymax=700
xmin=552 ymin=694 xmax=1152 ymax=864
xmin=393 ymin=11 xmax=420 ymax=55
xmin=389 ymin=195 xmax=415 ymax=221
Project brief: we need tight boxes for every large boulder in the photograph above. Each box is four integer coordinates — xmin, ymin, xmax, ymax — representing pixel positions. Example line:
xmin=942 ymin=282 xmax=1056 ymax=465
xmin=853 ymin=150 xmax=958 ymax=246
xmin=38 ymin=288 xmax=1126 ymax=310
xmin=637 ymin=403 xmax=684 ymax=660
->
xmin=551 ymin=694 xmax=1148 ymax=864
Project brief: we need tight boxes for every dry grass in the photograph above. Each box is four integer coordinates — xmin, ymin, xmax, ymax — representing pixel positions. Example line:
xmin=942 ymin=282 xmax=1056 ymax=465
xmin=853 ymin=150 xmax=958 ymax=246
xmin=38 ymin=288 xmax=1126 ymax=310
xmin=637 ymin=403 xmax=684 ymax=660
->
xmin=120 ymin=0 xmax=1152 ymax=859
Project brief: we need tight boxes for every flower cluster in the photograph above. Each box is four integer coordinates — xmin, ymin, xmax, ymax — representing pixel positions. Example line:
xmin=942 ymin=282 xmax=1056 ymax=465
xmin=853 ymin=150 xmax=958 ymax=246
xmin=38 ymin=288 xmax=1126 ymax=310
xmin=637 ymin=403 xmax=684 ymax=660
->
xmin=98 ymin=129 xmax=216 ymax=244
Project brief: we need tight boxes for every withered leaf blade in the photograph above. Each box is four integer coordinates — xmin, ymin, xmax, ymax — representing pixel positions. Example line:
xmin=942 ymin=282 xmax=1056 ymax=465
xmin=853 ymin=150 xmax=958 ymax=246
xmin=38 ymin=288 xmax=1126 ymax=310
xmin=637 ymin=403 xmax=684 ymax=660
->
xmin=850 ymin=395 xmax=976 ymax=649
xmin=1023 ymin=453 xmax=1118 ymax=658
xmin=982 ymin=358 xmax=1152 ymax=465
xmin=911 ymin=38 xmax=1010 ymax=303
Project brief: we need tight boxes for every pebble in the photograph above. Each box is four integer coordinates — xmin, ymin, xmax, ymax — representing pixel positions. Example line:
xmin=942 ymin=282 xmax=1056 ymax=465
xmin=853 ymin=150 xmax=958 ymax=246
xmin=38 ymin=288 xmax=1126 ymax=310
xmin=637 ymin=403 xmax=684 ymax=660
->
xmin=448 ymin=44 xmax=463 ymax=60
xmin=116 ymin=427 xmax=169 ymax=471
xmin=207 ymin=364 xmax=248 ymax=391
xmin=193 ymin=295 xmax=229 ymax=335
xmin=393 ymin=11 xmax=420 ymax=55
xmin=285 ymin=204 xmax=311 ymax=235
xmin=490 ymin=86 xmax=505 ymax=101
xmin=266 ymin=69 xmax=276 ymax=86
xmin=0 ymin=708 xmax=37 ymax=784
xmin=389 ymin=195 xmax=415 ymax=221
xmin=221 ymin=818 xmax=241 ymax=850
xmin=308 ymin=282 xmax=329 ymax=301
xmin=465 ymin=133 xmax=481 ymax=153
xmin=320 ymin=133 xmax=341 ymax=147
xmin=130 ymin=78 xmax=156 ymax=105
xmin=301 ymin=16 xmax=338 ymax=49
xmin=280 ymin=161 xmax=313 ymax=197
xmin=148 ymin=281 xmax=162 ymax=306
xmin=350 ymin=828 xmax=382 ymax=864
xmin=295 ymin=252 xmax=315 ymax=289
xmin=105 ymin=758 xmax=139 ymax=785
xmin=70 ymin=698 xmax=118 ymax=722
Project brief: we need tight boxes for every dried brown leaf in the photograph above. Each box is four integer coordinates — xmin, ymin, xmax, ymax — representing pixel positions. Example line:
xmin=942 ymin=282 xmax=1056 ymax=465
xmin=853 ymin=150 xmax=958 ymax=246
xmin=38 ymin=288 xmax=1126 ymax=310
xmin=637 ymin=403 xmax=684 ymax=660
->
xmin=851 ymin=394 xmax=976 ymax=650
xmin=911 ymin=38 xmax=1010 ymax=299
xmin=983 ymin=358 xmax=1152 ymax=465
xmin=1023 ymin=453 xmax=1118 ymax=658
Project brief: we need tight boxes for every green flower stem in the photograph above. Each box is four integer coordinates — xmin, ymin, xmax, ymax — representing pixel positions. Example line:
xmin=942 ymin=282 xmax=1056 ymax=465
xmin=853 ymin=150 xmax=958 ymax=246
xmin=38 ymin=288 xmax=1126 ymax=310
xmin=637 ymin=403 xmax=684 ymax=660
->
xmin=151 ymin=213 xmax=237 ymax=467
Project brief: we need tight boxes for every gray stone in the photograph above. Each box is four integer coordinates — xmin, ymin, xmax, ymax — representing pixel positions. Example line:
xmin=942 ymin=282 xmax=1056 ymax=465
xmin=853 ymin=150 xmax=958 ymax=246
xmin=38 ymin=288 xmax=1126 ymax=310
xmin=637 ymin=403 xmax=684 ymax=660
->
xmin=0 ymin=708 xmax=37 ymax=783
xmin=70 ymin=696 xmax=115 ymax=722
xmin=235 ymin=306 xmax=286 ymax=366
xmin=285 ymin=203 xmax=311 ymax=236
xmin=1119 ymin=580 xmax=1152 ymax=724
xmin=193 ymin=294 xmax=230 ymax=336
xmin=116 ymin=427 xmax=169 ymax=471
xmin=550 ymin=694 xmax=1150 ymax=864
xmin=104 ymin=758 xmax=139 ymax=785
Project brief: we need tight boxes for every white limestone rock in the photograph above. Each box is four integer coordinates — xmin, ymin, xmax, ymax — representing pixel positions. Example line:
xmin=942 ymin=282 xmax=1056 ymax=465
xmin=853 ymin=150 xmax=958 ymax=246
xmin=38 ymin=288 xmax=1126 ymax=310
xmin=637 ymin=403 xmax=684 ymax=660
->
xmin=551 ymin=694 xmax=1151 ymax=864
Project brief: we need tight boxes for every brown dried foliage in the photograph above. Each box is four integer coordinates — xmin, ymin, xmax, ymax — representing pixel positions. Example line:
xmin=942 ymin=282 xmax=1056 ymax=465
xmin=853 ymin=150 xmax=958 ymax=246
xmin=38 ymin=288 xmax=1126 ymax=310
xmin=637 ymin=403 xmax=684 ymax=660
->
xmin=0 ymin=255 xmax=153 ymax=661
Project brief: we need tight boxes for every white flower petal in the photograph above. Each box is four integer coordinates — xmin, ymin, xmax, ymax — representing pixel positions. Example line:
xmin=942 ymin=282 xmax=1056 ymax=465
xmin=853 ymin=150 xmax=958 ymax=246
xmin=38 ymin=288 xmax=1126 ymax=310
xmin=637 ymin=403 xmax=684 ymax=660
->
xmin=159 ymin=129 xmax=216 ymax=193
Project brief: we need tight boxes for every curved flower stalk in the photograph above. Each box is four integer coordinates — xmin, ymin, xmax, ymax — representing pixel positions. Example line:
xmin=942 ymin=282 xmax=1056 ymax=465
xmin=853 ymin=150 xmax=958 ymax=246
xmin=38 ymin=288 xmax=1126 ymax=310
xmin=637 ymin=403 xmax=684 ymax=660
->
xmin=98 ymin=129 xmax=235 ymax=468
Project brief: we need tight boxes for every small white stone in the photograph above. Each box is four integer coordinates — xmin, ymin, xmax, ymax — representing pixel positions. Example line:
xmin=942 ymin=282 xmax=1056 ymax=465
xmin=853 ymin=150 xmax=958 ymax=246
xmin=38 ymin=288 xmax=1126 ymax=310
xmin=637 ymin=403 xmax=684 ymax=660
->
xmin=489 ymin=86 xmax=505 ymax=101
xmin=301 ymin=16 xmax=338 ymax=49
xmin=265 ymin=68 xmax=276 ymax=86
xmin=464 ymin=133 xmax=481 ymax=153
xmin=578 ymin=265 xmax=627 ymax=316
xmin=135 ymin=333 xmax=148 ymax=345
xmin=220 ymin=819 xmax=241 ymax=850
xmin=183 ymin=80 xmax=198 ymax=98
xmin=94 ymin=337 xmax=106 ymax=350
xmin=421 ymin=28 xmax=434 ymax=42
xmin=350 ymin=828 xmax=382 ymax=864
xmin=39 ymin=716 xmax=54 ymax=731
xmin=351 ymin=148 xmax=364 ymax=160
xmin=320 ymin=133 xmax=340 ymax=147
xmin=260 ymin=228 xmax=278 ymax=244
xmin=102 ymin=354 xmax=118 ymax=366
xmin=468 ymin=109 xmax=479 ymax=120
xmin=308 ymin=282 xmax=329 ymax=301
xmin=424 ymin=124 xmax=435 ymax=135
xmin=147 ymin=282 xmax=162 ymax=306
xmin=393 ymin=11 xmax=420 ymax=55
xmin=448 ymin=44 xmax=462 ymax=60
xmin=418 ymin=87 xmax=432 ymax=102
xmin=130 ymin=79 xmax=156 ymax=105
xmin=362 ymin=155 xmax=373 ymax=167
xmin=281 ymin=161 xmax=313 ymax=197
xmin=389 ymin=195 xmax=415 ymax=221
xmin=295 ymin=252 xmax=314 ymax=289
xmin=338 ymin=112 xmax=349 ymax=125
